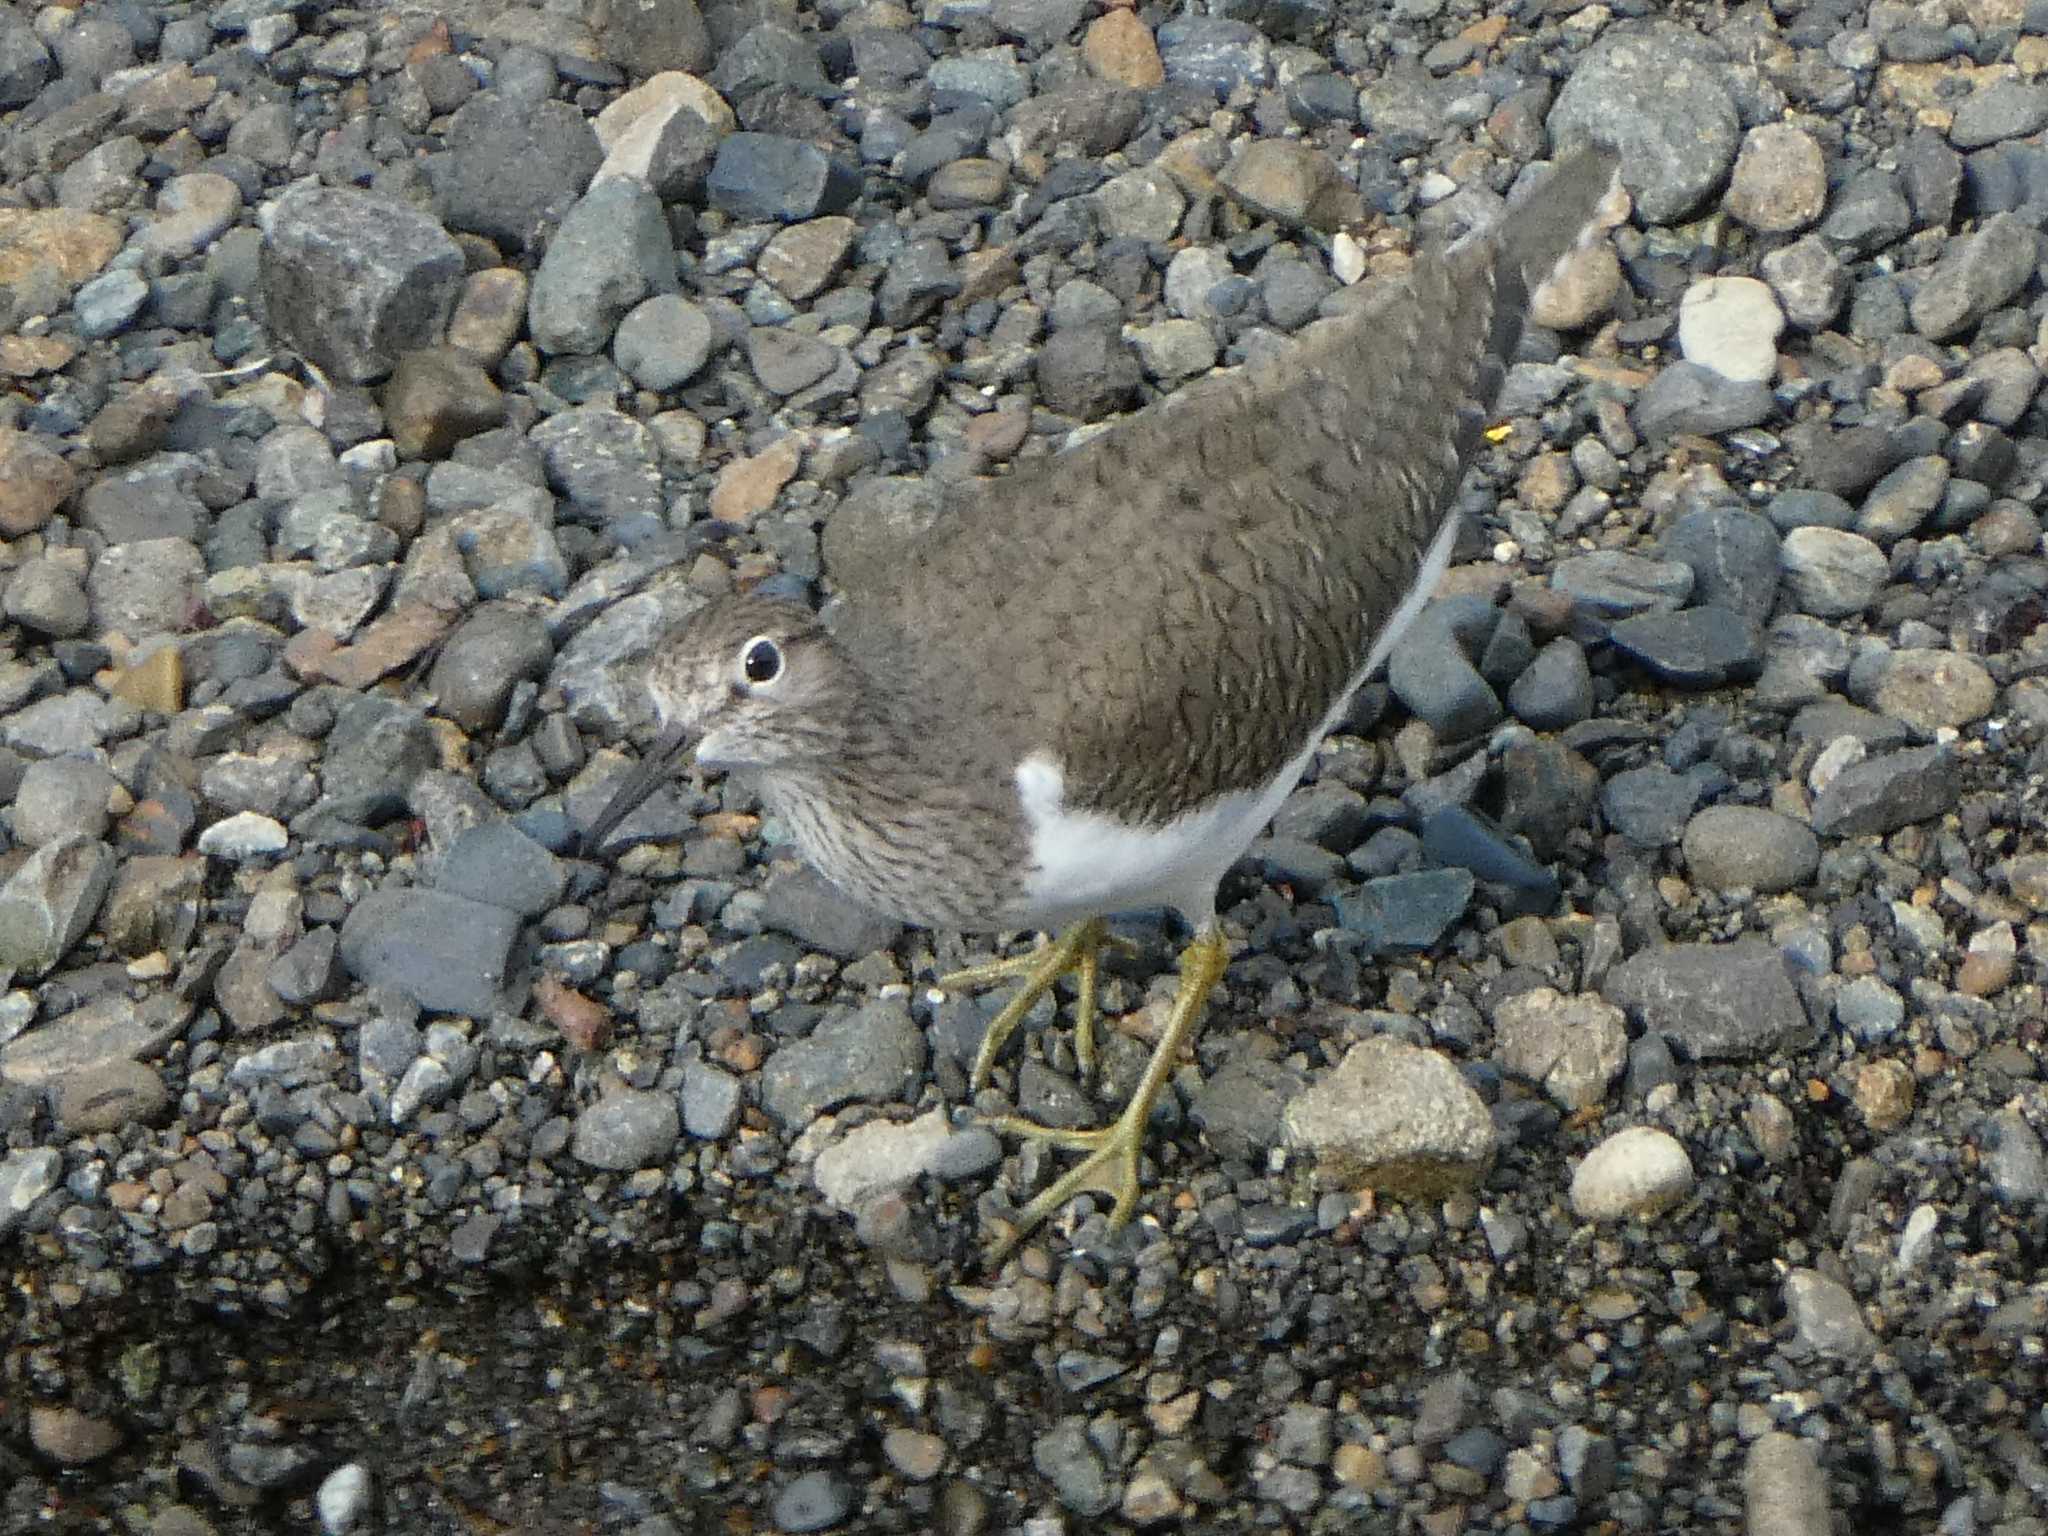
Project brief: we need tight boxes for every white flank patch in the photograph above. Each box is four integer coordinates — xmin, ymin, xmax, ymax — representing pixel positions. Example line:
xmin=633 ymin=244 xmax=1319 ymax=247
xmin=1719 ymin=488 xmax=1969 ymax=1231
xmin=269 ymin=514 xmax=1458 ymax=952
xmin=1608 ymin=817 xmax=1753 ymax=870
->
xmin=1015 ymin=512 xmax=1463 ymax=926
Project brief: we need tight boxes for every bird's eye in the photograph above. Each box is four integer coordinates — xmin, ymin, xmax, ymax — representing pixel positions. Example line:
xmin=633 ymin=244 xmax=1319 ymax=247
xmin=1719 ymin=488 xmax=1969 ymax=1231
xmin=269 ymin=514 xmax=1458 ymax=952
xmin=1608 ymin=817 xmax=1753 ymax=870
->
xmin=740 ymin=636 xmax=783 ymax=686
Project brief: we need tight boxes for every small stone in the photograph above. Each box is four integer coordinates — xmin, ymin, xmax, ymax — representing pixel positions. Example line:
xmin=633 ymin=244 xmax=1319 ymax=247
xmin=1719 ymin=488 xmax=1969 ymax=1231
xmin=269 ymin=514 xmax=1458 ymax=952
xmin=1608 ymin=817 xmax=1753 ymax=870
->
xmin=1601 ymin=765 xmax=1702 ymax=848
xmin=1678 ymin=276 xmax=1782 ymax=383
xmin=1745 ymin=1433 xmax=1831 ymax=1536
xmin=1810 ymin=745 xmax=1957 ymax=838
xmin=1951 ymin=78 xmax=2048 ymax=149
xmin=1218 ymin=139 xmax=1361 ymax=232
xmin=1570 ymin=1126 xmax=1694 ymax=1221
xmin=1094 ymin=165 xmax=1187 ymax=242
xmin=1862 ymin=649 xmax=1996 ymax=734
xmin=1530 ymin=240 xmax=1621 ymax=331
xmin=1779 ymin=527 xmax=1887 ymax=618
xmin=1084 ymin=9 xmax=1164 ymax=90
xmin=1032 ymin=1417 xmax=1116 ymax=1517
xmin=1853 ymin=1058 xmax=1915 ymax=1132
xmin=1605 ymin=606 xmax=1762 ymax=689
xmin=1547 ymin=22 xmax=1739 ymax=223
xmin=1506 ymin=638 xmax=1594 ymax=730
xmin=316 ymin=1463 xmax=373 ymax=1536
xmin=28 ymin=1404 xmax=121 ymax=1466
xmin=337 ymin=888 xmax=520 ymax=1016
xmin=0 ymin=838 xmax=114 ymax=978
xmin=1633 ymin=361 xmax=1775 ymax=439
xmin=1761 ymin=235 xmax=1848 ymax=330
xmin=526 ymin=177 xmax=678 ymax=355
xmin=1855 ymin=456 xmax=1947 ymax=544
xmin=706 ymin=133 xmax=859 ymax=223
xmin=759 ymin=1001 xmax=925 ymax=1129
xmin=571 ymin=1089 xmax=681 ymax=1170
xmin=261 ymin=185 xmax=466 ymax=384
xmin=1681 ymin=806 xmax=1818 ymax=893
xmin=381 ymin=347 xmax=504 ymax=460
xmin=709 ymin=435 xmax=801 ymax=522
xmin=814 ymin=1109 xmax=952 ymax=1212
xmin=1492 ymin=988 xmax=1628 ymax=1111
xmin=758 ymin=217 xmax=856 ymax=302
xmin=51 ymin=1059 xmax=170 ymax=1135
xmin=1724 ymin=123 xmax=1827 ymax=232
xmin=1602 ymin=940 xmax=1807 ymax=1060
xmin=1283 ymin=1036 xmax=1497 ymax=1196
xmin=0 ymin=428 xmax=77 ymax=537
xmin=446 ymin=268 xmax=529 ymax=367
xmin=1782 ymin=1268 xmax=1875 ymax=1360
xmin=614 ymin=294 xmax=713 ymax=391
xmin=1910 ymin=213 xmax=2038 ymax=341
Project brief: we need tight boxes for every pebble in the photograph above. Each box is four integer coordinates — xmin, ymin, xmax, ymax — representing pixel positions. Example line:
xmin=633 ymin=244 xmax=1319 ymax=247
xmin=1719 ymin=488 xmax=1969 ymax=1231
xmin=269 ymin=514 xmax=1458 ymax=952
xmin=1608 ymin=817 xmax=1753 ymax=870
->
xmin=1548 ymin=23 xmax=1739 ymax=223
xmin=526 ymin=177 xmax=677 ymax=355
xmin=1602 ymin=940 xmax=1808 ymax=1060
xmin=1809 ymin=745 xmax=1958 ymax=838
xmin=759 ymin=1001 xmax=925 ymax=1129
xmin=316 ymin=1463 xmax=373 ymax=1535
xmin=1778 ymin=527 xmax=1888 ymax=617
xmin=1606 ymin=606 xmax=1763 ymax=689
xmin=1745 ymin=1433 xmax=1832 ymax=1536
xmin=571 ymin=1089 xmax=681 ymax=1171
xmin=1678 ymin=277 xmax=1783 ymax=383
xmin=706 ymin=133 xmax=859 ymax=223
xmin=1570 ymin=1126 xmax=1694 ymax=1221
xmin=1859 ymin=649 xmax=1996 ymax=735
xmin=1506 ymin=637 xmax=1594 ymax=729
xmin=337 ymin=889 xmax=519 ymax=1017
xmin=1909 ymin=213 xmax=2037 ymax=340
xmin=1681 ymin=806 xmax=1818 ymax=894
xmin=1782 ymin=1268 xmax=1876 ymax=1360
xmin=1283 ymin=1036 xmax=1497 ymax=1196
xmin=1724 ymin=123 xmax=1827 ymax=232
xmin=261 ymin=184 xmax=467 ymax=384
xmin=27 ymin=1404 xmax=121 ymax=1465
xmin=1492 ymin=988 xmax=1627 ymax=1110
xmin=772 ymin=1470 xmax=854 ymax=1532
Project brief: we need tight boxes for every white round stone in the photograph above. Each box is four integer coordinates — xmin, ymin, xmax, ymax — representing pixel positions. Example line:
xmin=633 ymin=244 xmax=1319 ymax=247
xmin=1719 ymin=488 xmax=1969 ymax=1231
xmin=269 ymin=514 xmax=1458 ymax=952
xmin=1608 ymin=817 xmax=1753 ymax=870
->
xmin=1570 ymin=1125 xmax=1695 ymax=1221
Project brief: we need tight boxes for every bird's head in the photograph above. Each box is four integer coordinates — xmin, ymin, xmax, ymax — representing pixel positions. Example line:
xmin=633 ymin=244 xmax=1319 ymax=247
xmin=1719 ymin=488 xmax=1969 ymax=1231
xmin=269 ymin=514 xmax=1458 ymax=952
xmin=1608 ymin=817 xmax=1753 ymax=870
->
xmin=581 ymin=592 xmax=859 ymax=854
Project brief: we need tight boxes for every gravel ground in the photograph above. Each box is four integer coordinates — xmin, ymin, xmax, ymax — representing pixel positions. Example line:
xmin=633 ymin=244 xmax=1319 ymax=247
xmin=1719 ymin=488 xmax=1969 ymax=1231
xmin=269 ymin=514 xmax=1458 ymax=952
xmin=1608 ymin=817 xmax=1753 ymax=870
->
xmin=3 ymin=0 xmax=2048 ymax=1531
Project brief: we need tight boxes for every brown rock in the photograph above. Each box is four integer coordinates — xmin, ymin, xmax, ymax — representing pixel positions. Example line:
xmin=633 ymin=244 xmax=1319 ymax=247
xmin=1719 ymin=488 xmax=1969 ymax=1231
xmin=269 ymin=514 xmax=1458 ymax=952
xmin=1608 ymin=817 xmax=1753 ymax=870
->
xmin=108 ymin=644 xmax=184 ymax=713
xmin=1724 ymin=123 xmax=1827 ymax=233
xmin=446 ymin=268 xmax=529 ymax=367
xmin=1853 ymin=1057 xmax=1915 ymax=1131
xmin=382 ymin=346 xmax=506 ymax=459
xmin=0 ymin=428 xmax=77 ymax=536
xmin=1084 ymin=10 xmax=1164 ymax=90
xmin=0 ymin=335 xmax=80 ymax=376
xmin=1530 ymin=240 xmax=1621 ymax=331
xmin=710 ymin=436 xmax=802 ymax=522
xmin=0 ymin=208 xmax=123 ymax=297
xmin=758 ymin=216 xmax=857 ymax=302
xmin=86 ymin=376 xmax=188 ymax=465
xmin=1218 ymin=140 xmax=1362 ymax=232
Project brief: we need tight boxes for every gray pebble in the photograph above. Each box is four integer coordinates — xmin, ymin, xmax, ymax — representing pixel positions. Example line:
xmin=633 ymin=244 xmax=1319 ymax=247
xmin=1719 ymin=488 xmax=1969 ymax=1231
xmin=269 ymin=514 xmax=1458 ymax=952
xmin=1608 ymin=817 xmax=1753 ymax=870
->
xmin=759 ymin=1001 xmax=925 ymax=1129
xmin=1602 ymin=939 xmax=1808 ymax=1060
xmin=1682 ymin=806 xmax=1818 ymax=893
xmin=571 ymin=1089 xmax=681 ymax=1170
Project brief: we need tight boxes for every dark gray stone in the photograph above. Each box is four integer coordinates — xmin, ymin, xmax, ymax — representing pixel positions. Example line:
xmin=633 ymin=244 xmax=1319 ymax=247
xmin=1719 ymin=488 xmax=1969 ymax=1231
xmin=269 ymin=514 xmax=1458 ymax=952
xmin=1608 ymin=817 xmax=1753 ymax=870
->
xmin=260 ymin=185 xmax=465 ymax=385
xmin=1634 ymin=361 xmax=1774 ymax=439
xmin=1507 ymin=637 xmax=1594 ymax=730
xmin=1606 ymin=606 xmax=1763 ymax=689
xmin=429 ymin=605 xmax=555 ymax=734
xmin=527 ymin=177 xmax=678 ymax=356
xmin=571 ymin=1089 xmax=681 ymax=1170
xmin=1334 ymin=868 xmax=1475 ymax=952
xmin=706 ymin=133 xmax=860 ymax=223
xmin=337 ymin=888 xmax=521 ymax=1016
xmin=423 ymin=93 xmax=602 ymax=252
xmin=1911 ymin=214 xmax=2039 ymax=340
xmin=1809 ymin=745 xmax=1958 ymax=838
xmin=760 ymin=864 xmax=902 ymax=959
xmin=1602 ymin=939 xmax=1807 ymax=1060
xmin=1660 ymin=506 xmax=1782 ymax=623
xmin=1034 ymin=325 xmax=1141 ymax=420
xmin=759 ymin=1001 xmax=925 ymax=1128
xmin=436 ymin=821 xmax=566 ymax=917
xmin=1601 ymin=765 xmax=1703 ymax=848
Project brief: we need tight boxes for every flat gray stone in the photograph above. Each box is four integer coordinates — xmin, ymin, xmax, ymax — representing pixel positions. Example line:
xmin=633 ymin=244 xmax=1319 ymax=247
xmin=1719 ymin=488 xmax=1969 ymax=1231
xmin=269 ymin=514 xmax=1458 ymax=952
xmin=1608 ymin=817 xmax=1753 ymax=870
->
xmin=337 ymin=888 xmax=521 ymax=1016
xmin=1602 ymin=939 xmax=1807 ymax=1060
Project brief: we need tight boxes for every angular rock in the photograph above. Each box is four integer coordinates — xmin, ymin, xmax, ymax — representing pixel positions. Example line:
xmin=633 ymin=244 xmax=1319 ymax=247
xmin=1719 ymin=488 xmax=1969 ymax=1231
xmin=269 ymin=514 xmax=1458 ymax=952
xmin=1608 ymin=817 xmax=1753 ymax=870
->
xmin=261 ymin=185 xmax=465 ymax=384
xmin=338 ymin=888 xmax=521 ymax=1017
xmin=1283 ymin=1036 xmax=1497 ymax=1196
xmin=1602 ymin=940 xmax=1806 ymax=1060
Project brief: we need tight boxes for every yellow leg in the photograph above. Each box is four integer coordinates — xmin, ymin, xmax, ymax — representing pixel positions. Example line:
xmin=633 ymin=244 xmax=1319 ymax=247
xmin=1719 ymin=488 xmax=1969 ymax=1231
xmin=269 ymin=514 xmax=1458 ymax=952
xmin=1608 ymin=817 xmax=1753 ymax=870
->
xmin=982 ymin=924 xmax=1229 ymax=1258
xmin=943 ymin=919 xmax=1111 ymax=1086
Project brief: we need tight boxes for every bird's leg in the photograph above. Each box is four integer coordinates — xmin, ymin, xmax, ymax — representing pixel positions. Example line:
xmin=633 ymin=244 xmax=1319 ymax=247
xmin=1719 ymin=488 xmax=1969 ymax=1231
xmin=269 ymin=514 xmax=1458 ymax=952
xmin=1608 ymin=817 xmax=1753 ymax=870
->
xmin=981 ymin=923 xmax=1230 ymax=1257
xmin=944 ymin=918 xmax=1109 ymax=1088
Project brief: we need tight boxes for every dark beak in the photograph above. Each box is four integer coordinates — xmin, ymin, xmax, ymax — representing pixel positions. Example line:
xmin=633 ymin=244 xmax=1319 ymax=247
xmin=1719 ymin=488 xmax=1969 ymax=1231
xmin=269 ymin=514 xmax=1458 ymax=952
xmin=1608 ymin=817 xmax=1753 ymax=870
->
xmin=580 ymin=720 xmax=693 ymax=859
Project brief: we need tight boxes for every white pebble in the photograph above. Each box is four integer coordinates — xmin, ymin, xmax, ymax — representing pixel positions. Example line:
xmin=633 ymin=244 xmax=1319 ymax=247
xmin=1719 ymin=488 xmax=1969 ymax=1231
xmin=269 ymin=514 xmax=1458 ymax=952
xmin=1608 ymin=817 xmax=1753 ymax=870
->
xmin=1569 ymin=1125 xmax=1694 ymax=1221
xmin=1678 ymin=275 xmax=1783 ymax=383
xmin=317 ymin=1462 xmax=372 ymax=1534
xmin=196 ymin=811 xmax=289 ymax=859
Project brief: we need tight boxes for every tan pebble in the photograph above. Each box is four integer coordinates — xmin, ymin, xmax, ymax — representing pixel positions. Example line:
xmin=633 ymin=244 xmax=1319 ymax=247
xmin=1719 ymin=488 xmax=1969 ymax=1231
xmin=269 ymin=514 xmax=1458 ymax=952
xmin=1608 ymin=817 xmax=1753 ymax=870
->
xmin=1854 ymin=1058 xmax=1915 ymax=1132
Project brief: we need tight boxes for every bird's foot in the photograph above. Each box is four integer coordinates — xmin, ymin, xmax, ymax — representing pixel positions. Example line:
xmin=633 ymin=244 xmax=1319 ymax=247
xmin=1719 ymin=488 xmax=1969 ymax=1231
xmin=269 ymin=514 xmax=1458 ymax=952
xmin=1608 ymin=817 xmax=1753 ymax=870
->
xmin=945 ymin=918 xmax=1135 ymax=1086
xmin=978 ymin=925 xmax=1229 ymax=1259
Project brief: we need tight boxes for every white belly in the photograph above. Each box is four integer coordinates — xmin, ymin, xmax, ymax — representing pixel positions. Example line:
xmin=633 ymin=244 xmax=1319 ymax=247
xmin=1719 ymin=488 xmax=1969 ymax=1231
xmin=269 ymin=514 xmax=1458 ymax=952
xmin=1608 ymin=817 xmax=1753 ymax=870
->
xmin=1010 ymin=513 xmax=1462 ymax=929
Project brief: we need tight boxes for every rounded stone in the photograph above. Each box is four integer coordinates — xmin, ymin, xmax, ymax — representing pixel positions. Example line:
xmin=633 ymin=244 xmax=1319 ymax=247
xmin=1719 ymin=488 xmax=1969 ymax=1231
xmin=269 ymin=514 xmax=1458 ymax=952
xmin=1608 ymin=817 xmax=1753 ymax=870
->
xmin=1866 ymin=649 xmax=1996 ymax=734
xmin=614 ymin=293 xmax=713 ymax=391
xmin=1681 ymin=806 xmax=1819 ymax=894
xmin=1570 ymin=1126 xmax=1695 ymax=1221
xmin=570 ymin=1089 xmax=680 ymax=1170
xmin=1724 ymin=123 xmax=1827 ymax=232
xmin=1779 ymin=527 xmax=1887 ymax=618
